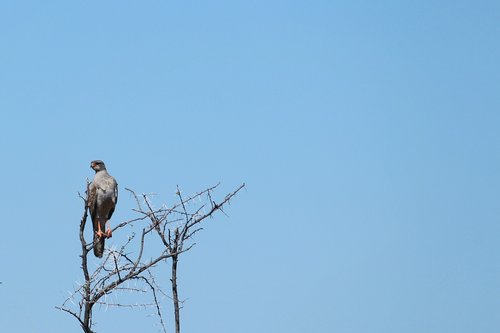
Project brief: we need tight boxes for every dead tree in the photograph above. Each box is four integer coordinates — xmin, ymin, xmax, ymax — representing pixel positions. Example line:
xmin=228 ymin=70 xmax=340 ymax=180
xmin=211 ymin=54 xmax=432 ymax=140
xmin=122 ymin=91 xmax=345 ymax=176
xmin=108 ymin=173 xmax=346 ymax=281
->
xmin=57 ymin=182 xmax=245 ymax=333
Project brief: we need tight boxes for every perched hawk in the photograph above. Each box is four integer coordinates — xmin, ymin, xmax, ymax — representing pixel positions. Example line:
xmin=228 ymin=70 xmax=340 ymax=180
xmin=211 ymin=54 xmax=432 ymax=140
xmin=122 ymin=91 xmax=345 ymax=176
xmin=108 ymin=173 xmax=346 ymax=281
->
xmin=88 ymin=160 xmax=118 ymax=258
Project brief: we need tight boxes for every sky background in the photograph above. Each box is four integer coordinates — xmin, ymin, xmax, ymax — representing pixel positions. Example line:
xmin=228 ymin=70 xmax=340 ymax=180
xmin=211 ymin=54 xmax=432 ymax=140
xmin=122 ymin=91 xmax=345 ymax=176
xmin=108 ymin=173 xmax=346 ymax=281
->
xmin=0 ymin=1 xmax=499 ymax=332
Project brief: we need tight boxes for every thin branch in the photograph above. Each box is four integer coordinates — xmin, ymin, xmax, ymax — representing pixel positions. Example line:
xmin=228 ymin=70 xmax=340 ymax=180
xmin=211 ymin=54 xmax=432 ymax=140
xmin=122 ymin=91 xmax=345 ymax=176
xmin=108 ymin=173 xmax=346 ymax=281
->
xmin=55 ymin=306 xmax=89 ymax=333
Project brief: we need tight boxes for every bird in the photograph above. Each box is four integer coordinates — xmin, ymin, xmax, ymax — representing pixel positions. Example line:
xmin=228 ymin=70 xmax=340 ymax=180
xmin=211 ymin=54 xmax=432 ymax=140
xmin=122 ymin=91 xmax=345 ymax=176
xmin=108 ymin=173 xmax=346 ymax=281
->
xmin=88 ymin=160 xmax=118 ymax=258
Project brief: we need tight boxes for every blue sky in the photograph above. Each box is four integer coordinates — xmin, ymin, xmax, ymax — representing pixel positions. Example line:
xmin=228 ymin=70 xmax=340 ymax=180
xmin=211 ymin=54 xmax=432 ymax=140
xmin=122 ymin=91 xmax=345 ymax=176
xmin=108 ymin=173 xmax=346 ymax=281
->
xmin=0 ymin=1 xmax=499 ymax=332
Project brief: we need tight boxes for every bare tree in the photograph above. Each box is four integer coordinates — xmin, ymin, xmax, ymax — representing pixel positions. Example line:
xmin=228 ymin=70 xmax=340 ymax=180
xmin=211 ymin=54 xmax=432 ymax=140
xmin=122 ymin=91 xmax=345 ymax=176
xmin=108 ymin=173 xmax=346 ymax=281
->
xmin=57 ymin=182 xmax=245 ymax=333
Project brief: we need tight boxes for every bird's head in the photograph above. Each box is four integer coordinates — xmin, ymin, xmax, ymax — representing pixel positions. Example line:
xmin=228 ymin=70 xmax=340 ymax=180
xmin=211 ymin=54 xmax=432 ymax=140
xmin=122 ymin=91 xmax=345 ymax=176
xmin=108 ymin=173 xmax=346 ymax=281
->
xmin=90 ymin=160 xmax=107 ymax=172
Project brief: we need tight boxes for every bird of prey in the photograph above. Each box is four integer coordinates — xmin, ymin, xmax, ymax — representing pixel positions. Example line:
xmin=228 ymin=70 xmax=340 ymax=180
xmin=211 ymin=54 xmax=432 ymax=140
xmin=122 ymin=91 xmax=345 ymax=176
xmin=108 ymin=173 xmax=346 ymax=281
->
xmin=88 ymin=160 xmax=118 ymax=258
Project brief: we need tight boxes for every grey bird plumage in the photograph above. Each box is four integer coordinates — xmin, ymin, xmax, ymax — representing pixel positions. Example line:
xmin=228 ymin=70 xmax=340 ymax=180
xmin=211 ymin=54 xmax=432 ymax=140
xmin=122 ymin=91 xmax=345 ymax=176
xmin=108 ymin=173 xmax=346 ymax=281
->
xmin=88 ymin=160 xmax=118 ymax=258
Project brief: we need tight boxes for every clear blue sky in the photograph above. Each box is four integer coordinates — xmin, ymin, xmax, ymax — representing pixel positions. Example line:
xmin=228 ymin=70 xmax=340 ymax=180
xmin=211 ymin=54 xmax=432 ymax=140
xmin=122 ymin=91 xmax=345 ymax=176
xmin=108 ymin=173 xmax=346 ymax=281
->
xmin=0 ymin=1 xmax=499 ymax=332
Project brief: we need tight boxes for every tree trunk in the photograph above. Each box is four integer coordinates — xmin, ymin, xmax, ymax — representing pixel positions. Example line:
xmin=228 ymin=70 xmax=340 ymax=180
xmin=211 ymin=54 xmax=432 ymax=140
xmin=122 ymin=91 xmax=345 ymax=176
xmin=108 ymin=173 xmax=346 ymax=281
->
xmin=171 ymin=254 xmax=180 ymax=333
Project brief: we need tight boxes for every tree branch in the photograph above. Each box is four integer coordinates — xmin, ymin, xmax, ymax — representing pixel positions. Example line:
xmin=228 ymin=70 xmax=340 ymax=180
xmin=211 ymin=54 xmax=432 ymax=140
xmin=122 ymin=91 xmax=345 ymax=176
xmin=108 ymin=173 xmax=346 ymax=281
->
xmin=58 ymin=182 xmax=245 ymax=333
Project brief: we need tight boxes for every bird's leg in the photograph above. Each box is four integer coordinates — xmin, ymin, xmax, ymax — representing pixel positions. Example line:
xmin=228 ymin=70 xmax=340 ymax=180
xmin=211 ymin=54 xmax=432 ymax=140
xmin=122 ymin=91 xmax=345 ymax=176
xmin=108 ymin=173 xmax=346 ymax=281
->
xmin=105 ymin=221 xmax=112 ymax=238
xmin=96 ymin=221 xmax=106 ymax=238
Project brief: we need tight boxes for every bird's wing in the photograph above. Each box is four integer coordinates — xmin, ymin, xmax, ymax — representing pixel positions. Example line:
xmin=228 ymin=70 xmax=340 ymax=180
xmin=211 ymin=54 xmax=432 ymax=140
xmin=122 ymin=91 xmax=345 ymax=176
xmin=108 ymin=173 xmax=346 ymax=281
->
xmin=114 ymin=179 xmax=118 ymax=205
xmin=88 ymin=181 xmax=99 ymax=232
xmin=101 ymin=174 xmax=118 ymax=220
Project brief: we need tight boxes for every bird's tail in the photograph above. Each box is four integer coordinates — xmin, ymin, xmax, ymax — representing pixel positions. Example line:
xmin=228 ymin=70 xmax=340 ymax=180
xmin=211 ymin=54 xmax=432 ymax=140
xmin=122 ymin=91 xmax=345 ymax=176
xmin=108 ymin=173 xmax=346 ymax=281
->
xmin=93 ymin=234 xmax=105 ymax=258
